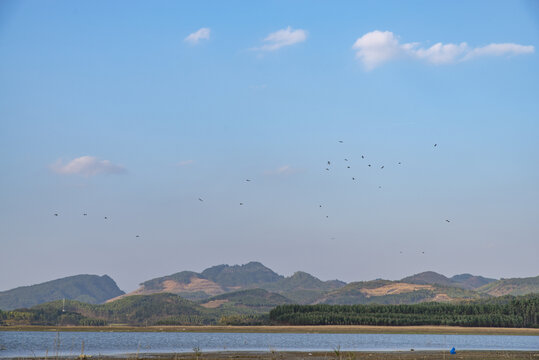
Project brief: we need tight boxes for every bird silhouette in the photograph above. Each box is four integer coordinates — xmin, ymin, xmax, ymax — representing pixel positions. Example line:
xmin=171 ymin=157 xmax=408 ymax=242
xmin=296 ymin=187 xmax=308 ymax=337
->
xmin=352 ymin=177 xmax=355 ymax=180
xmin=434 ymin=144 xmax=437 ymax=147
xmin=198 ymin=198 xmax=203 ymax=202
xmin=104 ymin=217 xmax=108 ymax=220
xmin=319 ymin=205 xmax=322 ymax=208
xmin=347 ymin=166 xmax=350 ymax=169
xmin=136 ymin=235 xmax=140 ymax=238
xmin=380 ymin=166 xmax=384 ymax=169
xmin=326 ymin=168 xmax=329 ymax=171
xmin=83 ymin=213 xmax=87 ymax=216
xmin=368 ymin=164 xmax=371 ymax=167
xmin=328 ymin=161 xmax=331 ymax=165
xmin=344 ymin=158 xmax=348 ymax=161
xmin=361 ymin=155 xmax=365 ymax=159
xmin=245 ymin=179 xmax=251 ymax=182
xmin=338 ymin=140 xmax=343 ymax=143
xmin=240 ymin=203 xmax=244 ymax=205
xmin=446 ymin=219 xmax=451 ymax=223
xmin=54 ymin=213 xmax=58 ymax=216
xmin=398 ymin=162 xmax=401 ymax=165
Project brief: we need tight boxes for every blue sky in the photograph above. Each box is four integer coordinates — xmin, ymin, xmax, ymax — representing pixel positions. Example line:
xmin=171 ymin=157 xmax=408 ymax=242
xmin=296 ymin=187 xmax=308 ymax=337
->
xmin=1 ymin=0 xmax=538 ymax=292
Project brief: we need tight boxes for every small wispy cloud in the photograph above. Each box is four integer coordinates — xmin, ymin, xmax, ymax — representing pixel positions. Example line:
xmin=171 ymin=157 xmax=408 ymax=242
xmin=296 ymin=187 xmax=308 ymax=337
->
xmin=176 ymin=160 xmax=194 ymax=166
xmin=185 ymin=27 xmax=211 ymax=44
xmin=254 ymin=26 xmax=307 ymax=51
xmin=50 ymin=156 xmax=126 ymax=177
xmin=352 ymin=30 xmax=534 ymax=70
xmin=264 ymin=165 xmax=299 ymax=175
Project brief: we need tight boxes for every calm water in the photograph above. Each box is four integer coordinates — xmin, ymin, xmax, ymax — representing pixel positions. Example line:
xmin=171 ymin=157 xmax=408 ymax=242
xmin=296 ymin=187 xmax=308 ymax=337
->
xmin=0 ymin=331 xmax=537 ymax=358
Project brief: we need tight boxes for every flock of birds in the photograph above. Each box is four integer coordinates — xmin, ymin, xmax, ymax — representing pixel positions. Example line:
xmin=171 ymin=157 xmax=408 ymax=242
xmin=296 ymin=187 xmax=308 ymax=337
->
xmin=52 ymin=141 xmax=450 ymax=254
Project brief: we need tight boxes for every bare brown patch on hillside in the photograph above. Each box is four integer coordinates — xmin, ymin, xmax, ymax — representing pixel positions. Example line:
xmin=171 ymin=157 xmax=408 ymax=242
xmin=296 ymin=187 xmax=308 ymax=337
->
xmin=200 ymin=299 xmax=229 ymax=308
xmin=484 ymin=285 xmax=516 ymax=297
xmin=106 ymin=276 xmax=225 ymax=303
xmin=361 ymin=283 xmax=432 ymax=297
xmin=432 ymin=293 xmax=452 ymax=302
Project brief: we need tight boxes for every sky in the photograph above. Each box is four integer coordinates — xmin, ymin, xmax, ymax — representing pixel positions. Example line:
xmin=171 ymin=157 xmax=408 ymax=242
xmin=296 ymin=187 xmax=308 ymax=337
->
xmin=1 ymin=0 xmax=538 ymax=293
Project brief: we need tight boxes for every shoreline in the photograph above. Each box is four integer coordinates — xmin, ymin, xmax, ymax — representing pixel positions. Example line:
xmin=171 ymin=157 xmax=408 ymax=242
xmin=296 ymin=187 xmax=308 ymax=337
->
xmin=3 ymin=351 xmax=539 ymax=360
xmin=2 ymin=325 xmax=539 ymax=336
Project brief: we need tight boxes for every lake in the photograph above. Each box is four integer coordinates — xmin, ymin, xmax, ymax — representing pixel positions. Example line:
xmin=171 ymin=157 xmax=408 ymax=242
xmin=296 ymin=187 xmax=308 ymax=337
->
xmin=0 ymin=331 xmax=537 ymax=358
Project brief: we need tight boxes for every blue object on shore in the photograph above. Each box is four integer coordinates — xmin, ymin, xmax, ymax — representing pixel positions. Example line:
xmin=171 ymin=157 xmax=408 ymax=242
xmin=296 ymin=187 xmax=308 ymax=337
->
xmin=450 ymin=347 xmax=456 ymax=354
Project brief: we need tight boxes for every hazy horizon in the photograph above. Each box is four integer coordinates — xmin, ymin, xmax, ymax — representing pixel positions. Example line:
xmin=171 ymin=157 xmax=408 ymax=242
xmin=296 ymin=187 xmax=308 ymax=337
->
xmin=1 ymin=0 xmax=538 ymax=293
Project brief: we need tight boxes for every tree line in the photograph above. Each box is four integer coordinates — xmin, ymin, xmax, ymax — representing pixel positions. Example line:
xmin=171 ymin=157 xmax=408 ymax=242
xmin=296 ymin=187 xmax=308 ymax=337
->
xmin=269 ymin=295 xmax=539 ymax=328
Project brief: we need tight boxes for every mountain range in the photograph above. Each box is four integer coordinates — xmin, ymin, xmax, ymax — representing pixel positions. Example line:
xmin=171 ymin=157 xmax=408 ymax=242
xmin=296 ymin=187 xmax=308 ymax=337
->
xmin=1 ymin=262 xmax=538 ymax=311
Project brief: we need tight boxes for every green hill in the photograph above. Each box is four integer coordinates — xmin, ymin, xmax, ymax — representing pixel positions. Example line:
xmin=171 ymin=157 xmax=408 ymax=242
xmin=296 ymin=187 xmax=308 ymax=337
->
xmin=201 ymin=288 xmax=292 ymax=311
xmin=401 ymin=271 xmax=456 ymax=287
xmin=401 ymin=271 xmax=497 ymax=290
xmin=260 ymin=271 xmax=346 ymax=304
xmin=477 ymin=275 xmax=539 ymax=296
xmin=450 ymin=273 xmax=497 ymax=289
xmin=0 ymin=274 xmax=124 ymax=310
xmin=316 ymin=280 xmax=487 ymax=305
xmin=124 ymin=262 xmax=344 ymax=302
xmin=200 ymin=262 xmax=284 ymax=287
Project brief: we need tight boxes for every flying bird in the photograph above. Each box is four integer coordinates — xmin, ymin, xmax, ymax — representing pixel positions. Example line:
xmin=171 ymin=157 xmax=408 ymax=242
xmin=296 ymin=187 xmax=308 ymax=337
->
xmin=319 ymin=205 xmax=322 ymax=208
xmin=240 ymin=203 xmax=244 ymax=205
xmin=83 ymin=213 xmax=87 ymax=216
xmin=136 ymin=235 xmax=140 ymax=238
xmin=352 ymin=177 xmax=355 ymax=180
xmin=326 ymin=168 xmax=329 ymax=171
xmin=338 ymin=140 xmax=343 ymax=143
xmin=434 ymin=144 xmax=437 ymax=147
xmin=104 ymin=216 xmax=108 ymax=220
xmin=327 ymin=161 xmax=331 ymax=165
xmin=54 ymin=213 xmax=58 ymax=216
xmin=380 ymin=166 xmax=384 ymax=169
xmin=445 ymin=219 xmax=451 ymax=223
xmin=368 ymin=164 xmax=371 ymax=167
xmin=198 ymin=198 xmax=203 ymax=202
xmin=361 ymin=155 xmax=364 ymax=159
xmin=347 ymin=166 xmax=350 ymax=169
xmin=398 ymin=162 xmax=401 ymax=165
xmin=344 ymin=158 xmax=348 ymax=161
xmin=245 ymin=179 xmax=251 ymax=182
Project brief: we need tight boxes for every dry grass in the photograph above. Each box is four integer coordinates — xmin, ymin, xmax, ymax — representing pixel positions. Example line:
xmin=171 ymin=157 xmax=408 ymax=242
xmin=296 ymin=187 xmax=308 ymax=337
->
xmin=14 ymin=351 xmax=539 ymax=360
xmin=200 ymin=300 xmax=229 ymax=309
xmin=360 ymin=283 xmax=433 ymax=297
xmin=4 ymin=325 xmax=539 ymax=336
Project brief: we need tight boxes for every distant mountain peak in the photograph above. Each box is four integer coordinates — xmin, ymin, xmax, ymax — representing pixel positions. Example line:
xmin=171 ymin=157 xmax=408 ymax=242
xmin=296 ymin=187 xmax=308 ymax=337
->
xmin=0 ymin=274 xmax=124 ymax=310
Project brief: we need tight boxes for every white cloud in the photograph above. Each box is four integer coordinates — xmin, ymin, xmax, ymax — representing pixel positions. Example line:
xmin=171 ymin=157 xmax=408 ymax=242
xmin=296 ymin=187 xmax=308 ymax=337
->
xmin=176 ymin=160 xmax=194 ymax=166
xmin=412 ymin=42 xmax=469 ymax=64
xmin=463 ymin=43 xmax=535 ymax=60
xmin=184 ymin=28 xmax=211 ymax=44
xmin=255 ymin=26 xmax=307 ymax=51
xmin=352 ymin=30 xmax=534 ymax=70
xmin=352 ymin=31 xmax=403 ymax=70
xmin=51 ymin=156 xmax=126 ymax=177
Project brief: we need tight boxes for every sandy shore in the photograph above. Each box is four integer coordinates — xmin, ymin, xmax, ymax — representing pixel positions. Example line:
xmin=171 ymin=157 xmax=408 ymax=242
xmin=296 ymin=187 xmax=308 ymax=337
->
xmin=2 ymin=325 xmax=539 ymax=336
xmin=9 ymin=351 xmax=539 ymax=360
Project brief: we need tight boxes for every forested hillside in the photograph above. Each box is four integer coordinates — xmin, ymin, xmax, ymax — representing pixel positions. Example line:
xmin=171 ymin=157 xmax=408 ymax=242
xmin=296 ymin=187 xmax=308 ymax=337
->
xmin=270 ymin=294 xmax=539 ymax=328
xmin=0 ymin=275 xmax=124 ymax=310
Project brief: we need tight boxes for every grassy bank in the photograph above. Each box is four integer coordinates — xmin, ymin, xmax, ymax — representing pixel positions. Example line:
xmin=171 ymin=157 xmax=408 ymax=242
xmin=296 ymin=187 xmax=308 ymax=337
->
xmin=2 ymin=325 xmax=539 ymax=336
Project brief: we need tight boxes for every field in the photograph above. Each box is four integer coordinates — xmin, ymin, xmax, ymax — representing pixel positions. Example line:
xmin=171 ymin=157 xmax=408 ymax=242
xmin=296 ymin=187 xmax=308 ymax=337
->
xmin=2 ymin=325 xmax=539 ymax=336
